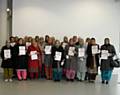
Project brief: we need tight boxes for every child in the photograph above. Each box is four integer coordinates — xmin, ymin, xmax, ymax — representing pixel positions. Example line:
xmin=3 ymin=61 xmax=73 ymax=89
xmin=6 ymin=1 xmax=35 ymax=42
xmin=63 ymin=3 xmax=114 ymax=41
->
xmin=14 ymin=38 xmax=28 ymax=81
xmin=1 ymin=40 xmax=14 ymax=82
xmin=52 ymin=40 xmax=64 ymax=81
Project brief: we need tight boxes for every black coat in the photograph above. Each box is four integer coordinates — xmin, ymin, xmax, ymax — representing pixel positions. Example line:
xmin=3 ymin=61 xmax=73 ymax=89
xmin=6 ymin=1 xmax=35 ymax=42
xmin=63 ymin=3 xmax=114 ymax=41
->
xmin=86 ymin=44 xmax=100 ymax=69
xmin=52 ymin=46 xmax=65 ymax=68
xmin=100 ymin=44 xmax=116 ymax=70
xmin=1 ymin=46 xmax=14 ymax=68
xmin=13 ymin=44 xmax=28 ymax=69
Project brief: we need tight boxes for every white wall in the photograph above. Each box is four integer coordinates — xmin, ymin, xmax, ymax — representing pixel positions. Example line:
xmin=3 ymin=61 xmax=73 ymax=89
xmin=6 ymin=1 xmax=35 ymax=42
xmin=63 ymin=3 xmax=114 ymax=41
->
xmin=13 ymin=0 xmax=120 ymax=54
xmin=0 ymin=0 xmax=8 ymax=48
xmin=0 ymin=0 xmax=7 ymax=72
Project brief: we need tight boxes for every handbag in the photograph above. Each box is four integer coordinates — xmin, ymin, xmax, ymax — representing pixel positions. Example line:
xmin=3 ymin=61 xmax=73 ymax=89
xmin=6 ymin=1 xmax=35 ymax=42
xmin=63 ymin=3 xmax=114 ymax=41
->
xmin=110 ymin=55 xmax=120 ymax=68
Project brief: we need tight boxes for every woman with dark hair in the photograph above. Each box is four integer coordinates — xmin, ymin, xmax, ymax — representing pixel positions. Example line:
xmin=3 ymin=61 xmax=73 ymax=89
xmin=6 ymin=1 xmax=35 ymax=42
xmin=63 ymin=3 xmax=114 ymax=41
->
xmin=1 ymin=40 xmax=14 ymax=82
xmin=14 ymin=38 xmax=28 ymax=81
xmin=65 ymin=38 xmax=77 ymax=81
xmin=86 ymin=38 xmax=100 ymax=83
xmin=100 ymin=38 xmax=116 ymax=84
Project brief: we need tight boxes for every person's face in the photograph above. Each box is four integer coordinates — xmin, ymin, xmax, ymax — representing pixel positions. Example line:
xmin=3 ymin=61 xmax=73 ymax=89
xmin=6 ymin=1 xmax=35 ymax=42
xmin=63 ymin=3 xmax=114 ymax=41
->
xmin=69 ymin=39 xmax=74 ymax=45
xmin=105 ymin=39 xmax=110 ymax=45
xmin=19 ymin=39 xmax=23 ymax=45
xmin=55 ymin=41 xmax=60 ymax=47
xmin=64 ymin=37 xmax=68 ymax=42
xmin=48 ymin=38 xmax=52 ymax=44
xmin=32 ymin=40 xmax=37 ymax=47
xmin=10 ymin=37 xmax=15 ymax=42
xmin=79 ymin=39 xmax=84 ymax=45
xmin=6 ymin=41 xmax=10 ymax=47
xmin=91 ymin=40 xmax=96 ymax=45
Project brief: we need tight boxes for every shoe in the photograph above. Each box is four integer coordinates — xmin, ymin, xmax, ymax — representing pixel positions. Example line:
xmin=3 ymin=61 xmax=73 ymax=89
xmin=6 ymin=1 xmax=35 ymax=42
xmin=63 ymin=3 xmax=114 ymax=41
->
xmin=4 ymin=79 xmax=9 ymax=82
xmin=106 ymin=81 xmax=109 ymax=84
xmin=102 ymin=80 xmax=105 ymax=84
xmin=71 ymin=79 xmax=74 ymax=82
xmin=9 ymin=79 xmax=13 ymax=82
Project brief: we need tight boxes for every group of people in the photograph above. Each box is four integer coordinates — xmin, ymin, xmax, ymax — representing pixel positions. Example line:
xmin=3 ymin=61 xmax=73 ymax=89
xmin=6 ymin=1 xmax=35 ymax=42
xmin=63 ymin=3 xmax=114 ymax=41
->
xmin=0 ymin=35 xmax=116 ymax=84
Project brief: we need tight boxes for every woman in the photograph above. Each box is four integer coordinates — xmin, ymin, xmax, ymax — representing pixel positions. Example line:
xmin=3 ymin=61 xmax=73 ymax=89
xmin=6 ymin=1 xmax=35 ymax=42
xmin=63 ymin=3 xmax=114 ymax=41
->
xmin=76 ymin=38 xmax=87 ymax=81
xmin=100 ymin=38 xmax=116 ymax=84
xmin=44 ymin=37 xmax=53 ymax=80
xmin=86 ymin=38 xmax=100 ymax=83
xmin=14 ymin=38 xmax=28 ymax=81
xmin=52 ymin=40 xmax=64 ymax=81
xmin=65 ymin=38 xmax=77 ymax=81
xmin=1 ymin=40 xmax=14 ymax=82
xmin=28 ymin=39 xmax=42 ymax=79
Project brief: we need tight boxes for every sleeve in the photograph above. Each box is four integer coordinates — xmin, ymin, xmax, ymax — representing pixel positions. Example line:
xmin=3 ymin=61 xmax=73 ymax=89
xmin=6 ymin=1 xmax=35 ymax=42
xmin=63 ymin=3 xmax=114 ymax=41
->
xmin=0 ymin=47 xmax=4 ymax=59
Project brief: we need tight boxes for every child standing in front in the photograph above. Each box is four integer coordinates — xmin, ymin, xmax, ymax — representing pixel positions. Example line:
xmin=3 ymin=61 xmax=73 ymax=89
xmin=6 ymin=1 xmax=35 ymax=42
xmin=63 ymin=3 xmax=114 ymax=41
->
xmin=1 ymin=40 xmax=14 ymax=82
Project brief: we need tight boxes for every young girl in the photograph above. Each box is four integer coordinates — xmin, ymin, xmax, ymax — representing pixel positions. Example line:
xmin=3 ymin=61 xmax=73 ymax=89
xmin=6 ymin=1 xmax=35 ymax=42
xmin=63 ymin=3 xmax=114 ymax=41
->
xmin=44 ymin=37 xmax=53 ymax=80
xmin=65 ymin=38 xmax=77 ymax=81
xmin=28 ymin=39 xmax=42 ymax=79
xmin=76 ymin=38 xmax=87 ymax=81
xmin=1 ymin=40 xmax=14 ymax=82
xmin=14 ymin=38 xmax=28 ymax=81
xmin=52 ymin=40 xmax=64 ymax=81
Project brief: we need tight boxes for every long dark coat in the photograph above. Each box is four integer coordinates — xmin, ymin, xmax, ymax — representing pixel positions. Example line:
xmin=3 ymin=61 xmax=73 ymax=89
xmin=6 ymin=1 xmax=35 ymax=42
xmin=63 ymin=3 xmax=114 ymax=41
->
xmin=100 ymin=44 xmax=116 ymax=71
xmin=1 ymin=46 xmax=14 ymax=68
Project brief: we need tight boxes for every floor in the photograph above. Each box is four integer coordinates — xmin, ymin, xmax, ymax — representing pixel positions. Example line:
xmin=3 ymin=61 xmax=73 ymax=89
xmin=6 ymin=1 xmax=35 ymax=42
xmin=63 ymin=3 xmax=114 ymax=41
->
xmin=0 ymin=74 xmax=120 ymax=95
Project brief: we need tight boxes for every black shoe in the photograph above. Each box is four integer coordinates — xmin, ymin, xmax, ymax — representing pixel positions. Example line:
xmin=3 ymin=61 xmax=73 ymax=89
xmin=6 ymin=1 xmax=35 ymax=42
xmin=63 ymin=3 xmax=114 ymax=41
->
xmin=102 ymin=80 xmax=105 ymax=84
xmin=66 ymin=79 xmax=70 ymax=81
xmin=71 ymin=79 xmax=74 ymax=82
xmin=106 ymin=81 xmax=109 ymax=84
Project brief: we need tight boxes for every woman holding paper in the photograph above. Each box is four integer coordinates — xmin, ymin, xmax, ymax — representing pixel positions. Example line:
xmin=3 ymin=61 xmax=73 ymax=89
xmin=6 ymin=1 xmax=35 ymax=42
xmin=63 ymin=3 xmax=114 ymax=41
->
xmin=100 ymin=38 xmax=116 ymax=84
xmin=52 ymin=40 xmax=65 ymax=81
xmin=14 ymin=38 xmax=28 ymax=81
xmin=76 ymin=38 xmax=87 ymax=81
xmin=1 ymin=40 xmax=14 ymax=82
xmin=44 ymin=38 xmax=53 ymax=80
xmin=65 ymin=38 xmax=77 ymax=81
xmin=28 ymin=39 xmax=42 ymax=79
xmin=86 ymin=38 xmax=100 ymax=83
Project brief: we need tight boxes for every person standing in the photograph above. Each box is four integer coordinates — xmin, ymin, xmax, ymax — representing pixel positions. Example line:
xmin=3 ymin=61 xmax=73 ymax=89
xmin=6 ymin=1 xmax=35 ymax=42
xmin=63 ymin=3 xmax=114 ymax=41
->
xmin=86 ymin=38 xmax=100 ymax=83
xmin=28 ymin=39 xmax=42 ymax=79
xmin=100 ymin=38 xmax=116 ymax=84
xmin=76 ymin=38 xmax=87 ymax=81
xmin=1 ymin=40 xmax=14 ymax=82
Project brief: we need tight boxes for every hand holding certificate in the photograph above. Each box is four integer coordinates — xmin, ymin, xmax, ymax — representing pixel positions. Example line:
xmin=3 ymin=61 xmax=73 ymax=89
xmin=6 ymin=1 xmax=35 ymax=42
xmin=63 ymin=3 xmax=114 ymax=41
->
xmin=101 ymin=50 xmax=109 ymax=60
xmin=4 ymin=49 xmax=11 ymax=59
xmin=68 ymin=47 xmax=75 ymax=56
xmin=19 ymin=46 xmax=26 ymax=55
xmin=30 ymin=51 xmax=38 ymax=60
xmin=92 ymin=45 xmax=99 ymax=55
xmin=45 ymin=46 xmax=52 ymax=54
xmin=78 ymin=48 xmax=85 ymax=57
xmin=55 ymin=51 xmax=62 ymax=61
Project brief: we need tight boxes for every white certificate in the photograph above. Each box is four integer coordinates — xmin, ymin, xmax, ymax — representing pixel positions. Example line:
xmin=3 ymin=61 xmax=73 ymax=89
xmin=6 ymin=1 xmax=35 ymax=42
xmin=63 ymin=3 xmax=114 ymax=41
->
xmin=92 ymin=45 xmax=99 ymax=55
xmin=19 ymin=46 xmax=26 ymax=55
xmin=101 ymin=50 xmax=109 ymax=60
xmin=55 ymin=51 xmax=62 ymax=61
xmin=30 ymin=51 xmax=38 ymax=60
xmin=10 ymin=42 xmax=15 ymax=47
xmin=45 ymin=46 xmax=52 ymax=54
xmin=68 ymin=47 xmax=75 ymax=56
xmin=78 ymin=48 xmax=85 ymax=57
xmin=4 ymin=49 xmax=11 ymax=59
